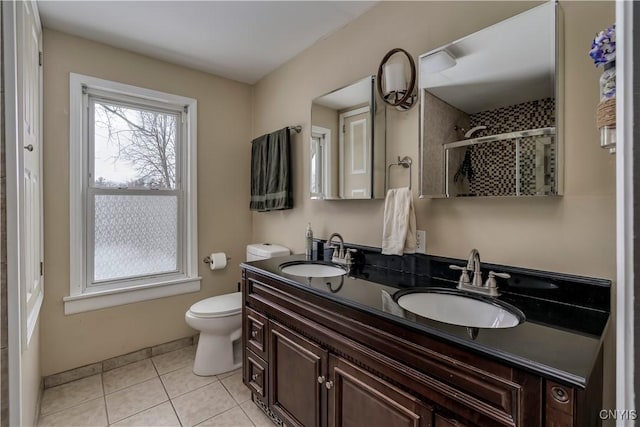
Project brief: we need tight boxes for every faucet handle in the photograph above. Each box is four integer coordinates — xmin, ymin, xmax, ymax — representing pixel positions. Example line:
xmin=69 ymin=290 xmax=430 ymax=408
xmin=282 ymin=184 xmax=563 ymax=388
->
xmin=449 ymin=265 xmax=471 ymax=286
xmin=331 ymin=247 xmax=340 ymax=259
xmin=485 ymin=271 xmax=511 ymax=289
xmin=489 ymin=271 xmax=511 ymax=279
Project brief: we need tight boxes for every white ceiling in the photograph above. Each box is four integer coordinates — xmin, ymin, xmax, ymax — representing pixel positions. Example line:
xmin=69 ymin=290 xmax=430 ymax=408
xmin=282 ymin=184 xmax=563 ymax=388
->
xmin=37 ymin=1 xmax=377 ymax=84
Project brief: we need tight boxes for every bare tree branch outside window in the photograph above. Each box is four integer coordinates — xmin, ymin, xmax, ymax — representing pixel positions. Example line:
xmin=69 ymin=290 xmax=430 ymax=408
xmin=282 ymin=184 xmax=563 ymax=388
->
xmin=94 ymin=102 xmax=177 ymax=190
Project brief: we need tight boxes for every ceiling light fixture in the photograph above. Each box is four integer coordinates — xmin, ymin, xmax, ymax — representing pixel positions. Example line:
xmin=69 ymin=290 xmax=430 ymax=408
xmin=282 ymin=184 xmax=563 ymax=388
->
xmin=420 ymin=50 xmax=457 ymax=74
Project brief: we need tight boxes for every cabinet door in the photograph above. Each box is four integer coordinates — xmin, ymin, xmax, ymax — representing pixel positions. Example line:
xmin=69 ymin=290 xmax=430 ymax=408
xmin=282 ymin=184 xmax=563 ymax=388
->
xmin=328 ymin=355 xmax=433 ymax=427
xmin=269 ymin=321 xmax=328 ymax=427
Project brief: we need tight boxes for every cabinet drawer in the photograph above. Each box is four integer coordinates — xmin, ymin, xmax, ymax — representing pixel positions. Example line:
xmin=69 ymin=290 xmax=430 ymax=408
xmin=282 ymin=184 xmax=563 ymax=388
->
xmin=245 ymin=307 xmax=268 ymax=358
xmin=244 ymin=349 xmax=268 ymax=404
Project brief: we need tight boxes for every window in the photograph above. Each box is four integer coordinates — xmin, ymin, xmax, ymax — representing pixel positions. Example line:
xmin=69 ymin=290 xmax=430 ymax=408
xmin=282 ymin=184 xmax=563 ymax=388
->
xmin=65 ymin=74 xmax=200 ymax=314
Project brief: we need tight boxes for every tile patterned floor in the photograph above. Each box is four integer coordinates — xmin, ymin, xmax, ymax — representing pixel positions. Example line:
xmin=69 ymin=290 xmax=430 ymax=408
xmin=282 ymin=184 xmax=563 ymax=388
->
xmin=38 ymin=346 xmax=275 ymax=427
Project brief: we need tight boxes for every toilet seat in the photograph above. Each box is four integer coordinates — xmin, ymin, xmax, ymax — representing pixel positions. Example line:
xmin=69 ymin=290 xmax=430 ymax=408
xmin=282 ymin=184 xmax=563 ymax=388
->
xmin=189 ymin=292 xmax=242 ymax=318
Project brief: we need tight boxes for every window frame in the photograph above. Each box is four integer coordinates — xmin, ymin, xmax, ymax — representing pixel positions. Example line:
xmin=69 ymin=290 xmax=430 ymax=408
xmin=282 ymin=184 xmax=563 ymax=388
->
xmin=66 ymin=73 xmax=200 ymax=315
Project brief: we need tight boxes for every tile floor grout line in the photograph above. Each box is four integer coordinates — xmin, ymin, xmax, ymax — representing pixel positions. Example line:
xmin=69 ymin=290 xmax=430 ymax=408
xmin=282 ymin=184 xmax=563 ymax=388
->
xmin=101 ymin=371 xmax=111 ymax=427
xmin=194 ymin=405 xmax=251 ymax=427
xmin=149 ymin=356 xmax=162 ymax=379
xmin=103 ymin=371 xmax=160 ymax=397
xmin=151 ymin=345 xmax=197 ymax=377
xmin=167 ymin=398 xmax=184 ymax=427
xmin=237 ymin=403 xmax=259 ymax=427
xmin=103 ymin=376 xmax=169 ymax=425
xmin=219 ymin=375 xmax=248 ymax=406
xmin=37 ymin=395 xmax=106 ymax=425
xmin=153 ymin=360 xmax=184 ymax=427
xmin=38 ymin=378 xmax=105 ymax=419
xmin=108 ymin=401 xmax=173 ymax=427
xmin=168 ymin=376 xmax=221 ymax=401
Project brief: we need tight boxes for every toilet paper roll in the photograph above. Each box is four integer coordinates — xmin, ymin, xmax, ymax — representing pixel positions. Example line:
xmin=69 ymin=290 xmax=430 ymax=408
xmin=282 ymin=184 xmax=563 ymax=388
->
xmin=209 ymin=252 xmax=227 ymax=270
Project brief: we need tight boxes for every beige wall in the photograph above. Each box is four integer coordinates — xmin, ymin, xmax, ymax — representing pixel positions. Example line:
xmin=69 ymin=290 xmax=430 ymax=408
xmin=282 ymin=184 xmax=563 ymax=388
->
xmin=41 ymin=29 xmax=253 ymax=376
xmin=252 ymin=0 xmax=616 ymax=404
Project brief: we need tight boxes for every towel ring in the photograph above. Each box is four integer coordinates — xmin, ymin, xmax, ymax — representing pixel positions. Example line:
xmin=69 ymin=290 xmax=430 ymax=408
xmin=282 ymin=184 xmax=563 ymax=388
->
xmin=387 ymin=156 xmax=412 ymax=190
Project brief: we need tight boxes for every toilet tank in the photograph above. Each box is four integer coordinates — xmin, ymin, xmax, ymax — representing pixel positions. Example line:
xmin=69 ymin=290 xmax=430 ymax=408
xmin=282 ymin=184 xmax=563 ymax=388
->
xmin=246 ymin=243 xmax=290 ymax=261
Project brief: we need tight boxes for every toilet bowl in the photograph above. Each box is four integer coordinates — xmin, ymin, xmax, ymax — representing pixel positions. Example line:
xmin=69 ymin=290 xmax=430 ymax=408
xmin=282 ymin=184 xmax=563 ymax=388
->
xmin=186 ymin=292 xmax=243 ymax=376
xmin=186 ymin=243 xmax=290 ymax=376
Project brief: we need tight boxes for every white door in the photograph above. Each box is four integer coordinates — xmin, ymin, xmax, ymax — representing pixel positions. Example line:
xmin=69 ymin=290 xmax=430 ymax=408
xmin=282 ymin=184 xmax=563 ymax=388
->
xmin=339 ymin=106 xmax=371 ymax=199
xmin=17 ymin=0 xmax=44 ymax=344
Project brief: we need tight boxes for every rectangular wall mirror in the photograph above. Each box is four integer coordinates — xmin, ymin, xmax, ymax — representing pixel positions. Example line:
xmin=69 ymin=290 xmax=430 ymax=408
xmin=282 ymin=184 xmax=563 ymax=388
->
xmin=311 ymin=76 xmax=386 ymax=200
xmin=419 ymin=2 xmax=561 ymax=198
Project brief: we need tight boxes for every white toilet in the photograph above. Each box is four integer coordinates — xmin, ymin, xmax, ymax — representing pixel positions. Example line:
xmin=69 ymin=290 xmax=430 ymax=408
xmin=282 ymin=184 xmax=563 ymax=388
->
xmin=186 ymin=243 xmax=290 ymax=376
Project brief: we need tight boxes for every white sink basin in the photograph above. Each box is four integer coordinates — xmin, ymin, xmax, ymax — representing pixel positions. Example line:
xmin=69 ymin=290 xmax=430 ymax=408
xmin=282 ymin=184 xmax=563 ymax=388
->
xmin=395 ymin=290 xmax=524 ymax=329
xmin=280 ymin=262 xmax=347 ymax=278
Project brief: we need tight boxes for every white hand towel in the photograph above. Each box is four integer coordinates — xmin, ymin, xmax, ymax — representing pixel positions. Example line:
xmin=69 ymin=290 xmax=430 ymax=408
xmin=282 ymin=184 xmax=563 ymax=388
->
xmin=381 ymin=187 xmax=417 ymax=255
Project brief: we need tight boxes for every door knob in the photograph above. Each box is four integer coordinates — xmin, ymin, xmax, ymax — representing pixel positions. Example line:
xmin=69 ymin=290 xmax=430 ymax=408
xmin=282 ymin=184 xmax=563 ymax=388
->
xmin=24 ymin=144 xmax=34 ymax=152
xmin=325 ymin=380 xmax=333 ymax=389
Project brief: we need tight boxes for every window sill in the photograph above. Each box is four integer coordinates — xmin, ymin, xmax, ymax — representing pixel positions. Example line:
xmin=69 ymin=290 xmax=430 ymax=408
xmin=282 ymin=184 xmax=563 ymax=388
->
xmin=63 ymin=277 xmax=201 ymax=315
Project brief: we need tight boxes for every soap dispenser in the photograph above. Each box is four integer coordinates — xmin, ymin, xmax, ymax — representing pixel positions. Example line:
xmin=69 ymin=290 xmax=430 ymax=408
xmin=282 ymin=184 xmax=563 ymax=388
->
xmin=305 ymin=223 xmax=313 ymax=259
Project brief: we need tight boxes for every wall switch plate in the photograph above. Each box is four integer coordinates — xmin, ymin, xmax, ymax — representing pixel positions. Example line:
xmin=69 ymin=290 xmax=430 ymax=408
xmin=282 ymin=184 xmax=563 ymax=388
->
xmin=416 ymin=230 xmax=427 ymax=254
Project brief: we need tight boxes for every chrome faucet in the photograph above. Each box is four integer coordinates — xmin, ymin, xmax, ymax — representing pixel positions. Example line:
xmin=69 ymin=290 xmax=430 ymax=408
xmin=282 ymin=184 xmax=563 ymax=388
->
xmin=450 ymin=249 xmax=510 ymax=297
xmin=327 ymin=233 xmax=355 ymax=266
xmin=466 ymin=248 xmax=483 ymax=288
xmin=327 ymin=233 xmax=344 ymax=257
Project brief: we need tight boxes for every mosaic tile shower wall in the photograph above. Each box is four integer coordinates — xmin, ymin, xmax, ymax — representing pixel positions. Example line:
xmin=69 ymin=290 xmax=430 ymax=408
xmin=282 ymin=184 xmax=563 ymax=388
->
xmin=459 ymin=98 xmax=556 ymax=196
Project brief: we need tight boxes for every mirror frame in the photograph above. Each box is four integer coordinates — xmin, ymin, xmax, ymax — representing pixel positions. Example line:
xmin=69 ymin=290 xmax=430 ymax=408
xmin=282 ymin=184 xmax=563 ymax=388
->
xmin=418 ymin=2 xmax=562 ymax=198
xmin=310 ymin=75 xmax=386 ymax=200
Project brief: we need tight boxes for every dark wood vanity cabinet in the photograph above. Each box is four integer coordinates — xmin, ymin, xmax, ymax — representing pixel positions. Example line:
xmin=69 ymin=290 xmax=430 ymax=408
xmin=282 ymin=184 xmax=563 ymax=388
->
xmin=242 ymin=269 xmax=602 ymax=427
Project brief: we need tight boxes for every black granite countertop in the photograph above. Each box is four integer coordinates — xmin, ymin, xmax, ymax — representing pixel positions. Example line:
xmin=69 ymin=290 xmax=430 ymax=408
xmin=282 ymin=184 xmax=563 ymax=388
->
xmin=241 ymin=245 xmax=611 ymax=389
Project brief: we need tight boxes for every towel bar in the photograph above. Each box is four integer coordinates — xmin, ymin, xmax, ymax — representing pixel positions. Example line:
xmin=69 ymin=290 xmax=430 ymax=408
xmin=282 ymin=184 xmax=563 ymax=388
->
xmin=250 ymin=126 xmax=302 ymax=144
xmin=387 ymin=156 xmax=412 ymax=190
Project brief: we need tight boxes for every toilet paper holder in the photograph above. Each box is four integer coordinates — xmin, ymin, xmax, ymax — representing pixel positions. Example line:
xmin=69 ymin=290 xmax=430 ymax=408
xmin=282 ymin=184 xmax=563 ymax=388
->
xmin=203 ymin=255 xmax=231 ymax=264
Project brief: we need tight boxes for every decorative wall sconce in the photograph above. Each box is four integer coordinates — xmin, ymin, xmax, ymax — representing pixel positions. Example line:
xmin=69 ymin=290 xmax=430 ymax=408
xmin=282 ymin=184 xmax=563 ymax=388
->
xmin=376 ymin=48 xmax=417 ymax=111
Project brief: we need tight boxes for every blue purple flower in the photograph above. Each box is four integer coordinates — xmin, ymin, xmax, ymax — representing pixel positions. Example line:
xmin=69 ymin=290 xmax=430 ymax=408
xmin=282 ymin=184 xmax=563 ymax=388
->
xmin=589 ymin=24 xmax=616 ymax=66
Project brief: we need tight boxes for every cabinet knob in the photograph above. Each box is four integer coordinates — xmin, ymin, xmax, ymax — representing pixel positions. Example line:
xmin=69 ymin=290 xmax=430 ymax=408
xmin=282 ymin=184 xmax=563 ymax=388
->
xmin=24 ymin=144 xmax=34 ymax=152
xmin=317 ymin=376 xmax=325 ymax=384
xmin=551 ymin=386 xmax=569 ymax=403
xmin=251 ymin=373 xmax=260 ymax=381
xmin=251 ymin=330 xmax=258 ymax=338
xmin=325 ymin=380 xmax=333 ymax=389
